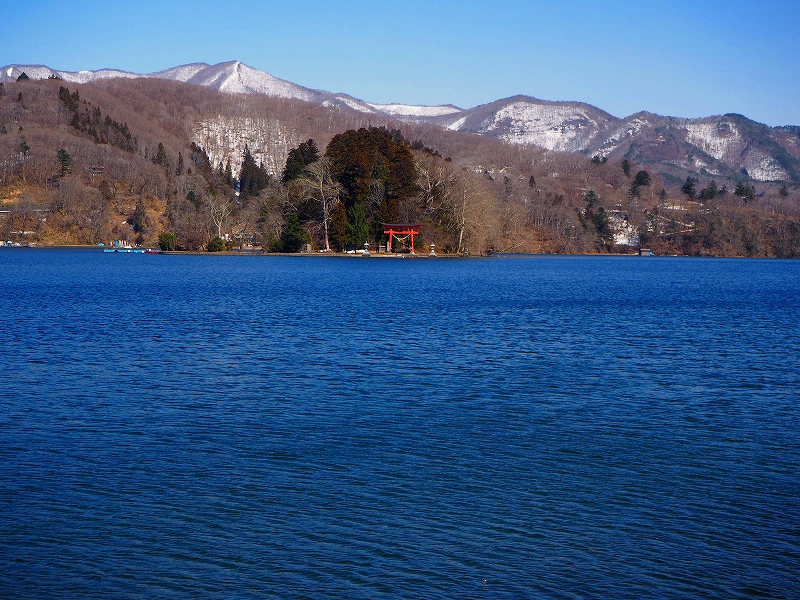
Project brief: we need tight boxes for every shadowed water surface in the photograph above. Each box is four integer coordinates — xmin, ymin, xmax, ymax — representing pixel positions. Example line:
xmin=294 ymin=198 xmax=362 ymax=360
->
xmin=1 ymin=249 xmax=799 ymax=598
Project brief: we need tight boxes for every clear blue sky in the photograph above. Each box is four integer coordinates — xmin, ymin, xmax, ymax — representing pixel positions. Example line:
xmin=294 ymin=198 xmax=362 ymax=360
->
xmin=4 ymin=0 xmax=799 ymax=126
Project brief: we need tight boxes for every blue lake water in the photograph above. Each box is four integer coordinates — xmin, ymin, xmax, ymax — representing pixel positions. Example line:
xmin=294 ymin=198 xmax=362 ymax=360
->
xmin=1 ymin=249 xmax=799 ymax=599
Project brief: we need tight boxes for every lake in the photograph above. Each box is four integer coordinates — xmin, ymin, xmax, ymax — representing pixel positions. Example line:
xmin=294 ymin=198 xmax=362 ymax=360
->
xmin=1 ymin=249 xmax=799 ymax=598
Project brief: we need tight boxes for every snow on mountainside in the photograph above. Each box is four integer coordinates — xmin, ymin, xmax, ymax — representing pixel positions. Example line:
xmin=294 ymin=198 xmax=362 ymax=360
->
xmin=1 ymin=61 xmax=459 ymax=120
xmin=483 ymin=100 xmax=614 ymax=152
xmin=173 ymin=61 xmax=320 ymax=101
xmin=321 ymin=96 xmax=378 ymax=113
xmin=148 ymin=63 xmax=210 ymax=82
xmin=194 ymin=115 xmax=304 ymax=176
xmin=684 ymin=120 xmax=789 ymax=181
xmin=596 ymin=114 xmax=657 ymax=157
xmin=2 ymin=61 xmax=328 ymax=102
xmin=446 ymin=96 xmax=620 ymax=153
xmin=367 ymin=103 xmax=463 ymax=118
xmin=2 ymin=64 xmax=139 ymax=84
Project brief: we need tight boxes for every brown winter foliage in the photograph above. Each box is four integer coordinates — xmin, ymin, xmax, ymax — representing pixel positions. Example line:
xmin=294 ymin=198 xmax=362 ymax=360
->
xmin=1 ymin=77 xmax=798 ymax=256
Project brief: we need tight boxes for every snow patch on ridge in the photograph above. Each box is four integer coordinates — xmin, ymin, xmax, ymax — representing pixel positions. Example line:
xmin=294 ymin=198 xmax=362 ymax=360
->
xmin=323 ymin=96 xmax=376 ymax=113
xmin=60 ymin=69 xmax=139 ymax=84
xmin=598 ymin=117 xmax=652 ymax=156
xmin=745 ymin=151 xmax=789 ymax=181
xmin=0 ymin=64 xmax=140 ymax=84
xmin=150 ymin=63 xmax=210 ymax=82
xmin=686 ymin=122 xmax=739 ymax=161
xmin=447 ymin=116 xmax=468 ymax=131
xmin=367 ymin=103 xmax=462 ymax=118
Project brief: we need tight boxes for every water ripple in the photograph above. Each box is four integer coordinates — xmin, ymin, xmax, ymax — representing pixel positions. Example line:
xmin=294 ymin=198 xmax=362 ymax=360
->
xmin=1 ymin=251 xmax=799 ymax=598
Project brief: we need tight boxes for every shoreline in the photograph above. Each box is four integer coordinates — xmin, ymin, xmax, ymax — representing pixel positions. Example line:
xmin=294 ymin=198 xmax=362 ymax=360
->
xmin=3 ymin=244 xmax=793 ymax=259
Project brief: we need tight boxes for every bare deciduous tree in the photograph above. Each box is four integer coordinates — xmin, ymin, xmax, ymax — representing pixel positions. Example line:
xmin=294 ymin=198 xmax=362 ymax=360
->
xmin=302 ymin=157 xmax=341 ymax=252
xmin=207 ymin=193 xmax=234 ymax=238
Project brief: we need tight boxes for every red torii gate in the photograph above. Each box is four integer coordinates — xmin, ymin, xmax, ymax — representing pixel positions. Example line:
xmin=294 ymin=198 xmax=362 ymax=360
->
xmin=383 ymin=223 xmax=420 ymax=253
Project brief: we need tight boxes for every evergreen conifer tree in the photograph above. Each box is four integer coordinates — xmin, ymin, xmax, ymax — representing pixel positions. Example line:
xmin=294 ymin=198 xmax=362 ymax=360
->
xmin=330 ymin=202 xmax=349 ymax=251
xmin=593 ymin=207 xmax=614 ymax=244
xmin=734 ymin=181 xmax=756 ymax=202
xmin=154 ymin=142 xmax=167 ymax=166
xmin=57 ymin=148 xmax=72 ymax=177
xmin=299 ymin=139 xmax=320 ymax=165
xmin=281 ymin=211 xmax=309 ymax=252
xmin=631 ymin=170 xmax=651 ymax=197
xmin=681 ymin=177 xmax=697 ymax=199
xmin=281 ymin=148 xmax=306 ymax=184
xmin=347 ymin=203 xmax=369 ymax=248
xmin=239 ymin=146 xmax=269 ymax=200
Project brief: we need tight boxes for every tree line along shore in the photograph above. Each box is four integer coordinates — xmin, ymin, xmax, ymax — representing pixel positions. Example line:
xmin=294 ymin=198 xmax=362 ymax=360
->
xmin=1 ymin=77 xmax=799 ymax=257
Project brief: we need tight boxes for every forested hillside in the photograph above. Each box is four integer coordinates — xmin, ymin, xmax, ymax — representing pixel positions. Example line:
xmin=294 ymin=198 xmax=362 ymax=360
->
xmin=1 ymin=77 xmax=799 ymax=256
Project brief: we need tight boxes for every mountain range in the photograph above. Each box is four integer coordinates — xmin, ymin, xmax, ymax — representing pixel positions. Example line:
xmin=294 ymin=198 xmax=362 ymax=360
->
xmin=3 ymin=61 xmax=799 ymax=183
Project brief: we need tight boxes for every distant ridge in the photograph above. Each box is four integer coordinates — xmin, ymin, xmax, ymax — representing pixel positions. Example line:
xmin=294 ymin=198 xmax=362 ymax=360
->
xmin=0 ymin=61 xmax=459 ymax=119
xmin=2 ymin=64 xmax=139 ymax=84
xmin=3 ymin=61 xmax=798 ymax=182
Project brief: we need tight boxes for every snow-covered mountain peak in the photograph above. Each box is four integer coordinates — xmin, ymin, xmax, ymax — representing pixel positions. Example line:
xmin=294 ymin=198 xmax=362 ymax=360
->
xmin=153 ymin=61 xmax=320 ymax=102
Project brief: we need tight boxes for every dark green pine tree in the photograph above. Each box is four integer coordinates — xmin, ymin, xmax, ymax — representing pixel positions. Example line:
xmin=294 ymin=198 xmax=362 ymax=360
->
xmin=699 ymin=180 xmax=719 ymax=201
xmin=630 ymin=170 xmax=652 ymax=197
xmin=281 ymin=139 xmax=320 ymax=184
xmin=681 ymin=177 xmax=697 ymax=199
xmin=329 ymin=201 xmax=349 ymax=251
xmin=239 ymin=146 xmax=270 ymax=201
xmin=347 ymin=203 xmax=369 ymax=248
xmin=281 ymin=211 xmax=310 ymax=252
xmin=57 ymin=148 xmax=72 ymax=177
xmin=593 ymin=207 xmax=614 ymax=244
xmin=633 ymin=170 xmax=651 ymax=189
xmin=131 ymin=198 xmax=148 ymax=233
xmin=734 ymin=181 xmax=756 ymax=202
xmin=298 ymin=139 xmax=320 ymax=165
xmin=153 ymin=142 xmax=167 ymax=166
xmin=281 ymin=148 xmax=307 ymax=184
